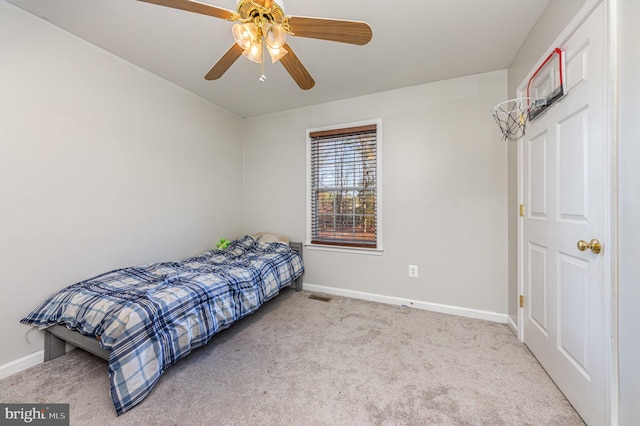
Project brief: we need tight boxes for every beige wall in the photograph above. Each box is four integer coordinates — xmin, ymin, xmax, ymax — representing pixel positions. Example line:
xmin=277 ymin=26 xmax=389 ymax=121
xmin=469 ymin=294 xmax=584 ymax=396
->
xmin=0 ymin=4 xmax=244 ymax=366
xmin=243 ymin=71 xmax=509 ymax=315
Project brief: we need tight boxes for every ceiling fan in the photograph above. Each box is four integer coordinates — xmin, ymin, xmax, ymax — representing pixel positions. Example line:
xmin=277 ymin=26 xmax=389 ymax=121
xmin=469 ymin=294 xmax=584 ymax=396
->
xmin=138 ymin=0 xmax=373 ymax=90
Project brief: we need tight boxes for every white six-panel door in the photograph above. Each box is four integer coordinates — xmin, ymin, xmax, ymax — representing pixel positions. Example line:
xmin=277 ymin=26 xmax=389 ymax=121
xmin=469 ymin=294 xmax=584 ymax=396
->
xmin=521 ymin=4 xmax=607 ymax=425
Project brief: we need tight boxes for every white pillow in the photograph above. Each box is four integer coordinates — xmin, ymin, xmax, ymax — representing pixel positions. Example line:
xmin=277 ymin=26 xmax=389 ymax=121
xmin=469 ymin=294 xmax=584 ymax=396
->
xmin=252 ymin=232 xmax=290 ymax=245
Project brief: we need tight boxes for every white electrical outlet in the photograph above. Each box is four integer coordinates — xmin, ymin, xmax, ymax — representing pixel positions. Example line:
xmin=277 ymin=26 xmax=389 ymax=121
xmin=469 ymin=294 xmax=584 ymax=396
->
xmin=408 ymin=265 xmax=418 ymax=278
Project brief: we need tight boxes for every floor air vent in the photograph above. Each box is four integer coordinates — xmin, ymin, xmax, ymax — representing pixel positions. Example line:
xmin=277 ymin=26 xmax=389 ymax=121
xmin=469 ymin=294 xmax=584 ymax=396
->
xmin=308 ymin=294 xmax=332 ymax=302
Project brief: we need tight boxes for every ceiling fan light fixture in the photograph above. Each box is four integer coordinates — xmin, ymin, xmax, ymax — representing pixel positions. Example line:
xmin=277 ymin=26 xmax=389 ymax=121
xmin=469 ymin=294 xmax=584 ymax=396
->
xmin=143 ymin=0 xmax=370 ymax=90
xmin=242 ymin=40 xmax=263 ymax=64
xmin=267 ymin=44 xmax=288 ymax=63
xmin=232 ymin=23 xmax=256 ymax=50
xmin=264 ymin=23 xmax=286 ymax=49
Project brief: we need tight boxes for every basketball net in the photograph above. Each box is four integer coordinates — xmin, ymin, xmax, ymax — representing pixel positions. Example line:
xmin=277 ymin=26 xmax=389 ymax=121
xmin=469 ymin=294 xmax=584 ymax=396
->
xmin=490 ymin=98 xmax=531 ymax=142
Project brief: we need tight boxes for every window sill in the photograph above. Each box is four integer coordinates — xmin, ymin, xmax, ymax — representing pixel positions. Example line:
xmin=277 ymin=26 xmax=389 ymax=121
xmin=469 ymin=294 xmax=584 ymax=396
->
xmin=304 ymin=243 xmax=384 ymax=256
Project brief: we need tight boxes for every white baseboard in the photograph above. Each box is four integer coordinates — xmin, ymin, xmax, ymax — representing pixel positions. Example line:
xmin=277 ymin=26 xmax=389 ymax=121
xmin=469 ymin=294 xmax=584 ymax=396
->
xmin=303 ymin=283 xmax=508 ymax=324
xmin=0 ymin=350 xmax=43 ymax=380
xmin=507 ymin=315 xmax=518 ymax=335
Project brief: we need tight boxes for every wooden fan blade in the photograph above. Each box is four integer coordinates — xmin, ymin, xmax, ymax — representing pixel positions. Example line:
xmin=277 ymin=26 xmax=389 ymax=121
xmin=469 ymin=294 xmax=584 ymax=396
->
xmin=138 ymin=0 xmax=237 ymax=20
xmin=205 ymin=44 xmax=244 ymax=80
xmin=286 ymin=16 xmax=372 ymax=45
xmin=280 ymin=43 xmax=315 ymax=90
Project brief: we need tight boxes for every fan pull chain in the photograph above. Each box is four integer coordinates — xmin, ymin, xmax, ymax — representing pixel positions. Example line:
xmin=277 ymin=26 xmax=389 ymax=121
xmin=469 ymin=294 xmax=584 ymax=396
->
xmin=259 ymin=39 xmax=267 ymax=83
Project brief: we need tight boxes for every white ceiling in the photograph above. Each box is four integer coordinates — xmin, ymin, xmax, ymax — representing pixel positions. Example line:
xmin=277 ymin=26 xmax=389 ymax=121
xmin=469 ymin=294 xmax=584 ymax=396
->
xmin=8 ymin=0 xmax=549 ymax=117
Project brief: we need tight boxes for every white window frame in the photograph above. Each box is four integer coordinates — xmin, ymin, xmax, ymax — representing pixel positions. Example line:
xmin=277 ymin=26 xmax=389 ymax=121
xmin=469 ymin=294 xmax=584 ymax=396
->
xmin=305 ymin=118 xmax=383 ymax=255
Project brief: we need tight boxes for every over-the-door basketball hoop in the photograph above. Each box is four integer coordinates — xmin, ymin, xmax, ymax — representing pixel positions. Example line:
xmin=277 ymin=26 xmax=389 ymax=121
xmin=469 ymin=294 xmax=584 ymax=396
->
xmin=491 ymin=47 xmax=567 ymax=142
xmin=490 ymin=98 xmax=531 ymax=142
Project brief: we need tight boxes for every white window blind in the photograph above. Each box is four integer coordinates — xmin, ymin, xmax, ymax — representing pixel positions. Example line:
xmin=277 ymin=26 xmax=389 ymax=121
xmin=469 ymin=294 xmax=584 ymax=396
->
xmin=309 ymin=124 xmax=378 ymax=248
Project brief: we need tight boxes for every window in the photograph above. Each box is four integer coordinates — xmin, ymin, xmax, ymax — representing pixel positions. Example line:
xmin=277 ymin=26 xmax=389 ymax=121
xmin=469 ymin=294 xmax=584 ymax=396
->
xmin=307 ymin=120 xmax=382 ymax=251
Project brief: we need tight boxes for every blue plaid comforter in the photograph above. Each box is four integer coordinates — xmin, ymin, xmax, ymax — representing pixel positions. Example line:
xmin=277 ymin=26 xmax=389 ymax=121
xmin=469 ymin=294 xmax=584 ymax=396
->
xmin=21 ymin=236 xmax=304 ymax=415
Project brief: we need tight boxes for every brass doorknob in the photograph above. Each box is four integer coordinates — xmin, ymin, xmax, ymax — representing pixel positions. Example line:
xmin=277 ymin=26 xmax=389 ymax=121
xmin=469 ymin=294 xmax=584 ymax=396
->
xmin=577 ymin=239 xmax=602 ymax=254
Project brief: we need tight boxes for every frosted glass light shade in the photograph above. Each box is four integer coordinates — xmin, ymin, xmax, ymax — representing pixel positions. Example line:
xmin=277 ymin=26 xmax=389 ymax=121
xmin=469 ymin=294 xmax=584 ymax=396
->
xmin=265 ymin=23 xmax=286 ymax=49
xmin=232 ymin=23 xmax=255 ymax=50
xmin=242 ymin=40 xmax=263 ymax=63
xmin=267 ymin=44 xmax=288 ymax=63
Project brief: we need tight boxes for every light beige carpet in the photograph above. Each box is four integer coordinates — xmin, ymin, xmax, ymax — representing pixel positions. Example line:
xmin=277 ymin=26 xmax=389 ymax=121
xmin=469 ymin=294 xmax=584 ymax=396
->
xmin=1 ymin=289 xmax=584 ymax=425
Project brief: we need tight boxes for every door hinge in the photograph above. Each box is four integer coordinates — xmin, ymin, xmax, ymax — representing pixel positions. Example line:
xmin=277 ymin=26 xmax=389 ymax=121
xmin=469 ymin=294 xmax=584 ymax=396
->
xmin=519 ymin=295 xmax=524 ymax=308
xmin=519 ymin=204 xmax=525 ymax=217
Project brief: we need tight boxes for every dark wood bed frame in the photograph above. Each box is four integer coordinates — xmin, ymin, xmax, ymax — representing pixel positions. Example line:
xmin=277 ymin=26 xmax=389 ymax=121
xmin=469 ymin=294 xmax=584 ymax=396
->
xmin=43 ymin=242 xmax=303 ymax=362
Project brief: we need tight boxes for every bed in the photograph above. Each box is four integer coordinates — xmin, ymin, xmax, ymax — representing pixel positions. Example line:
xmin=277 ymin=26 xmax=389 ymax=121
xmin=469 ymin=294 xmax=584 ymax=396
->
xmin=20 ymin=235 xmax=304 ymax=415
